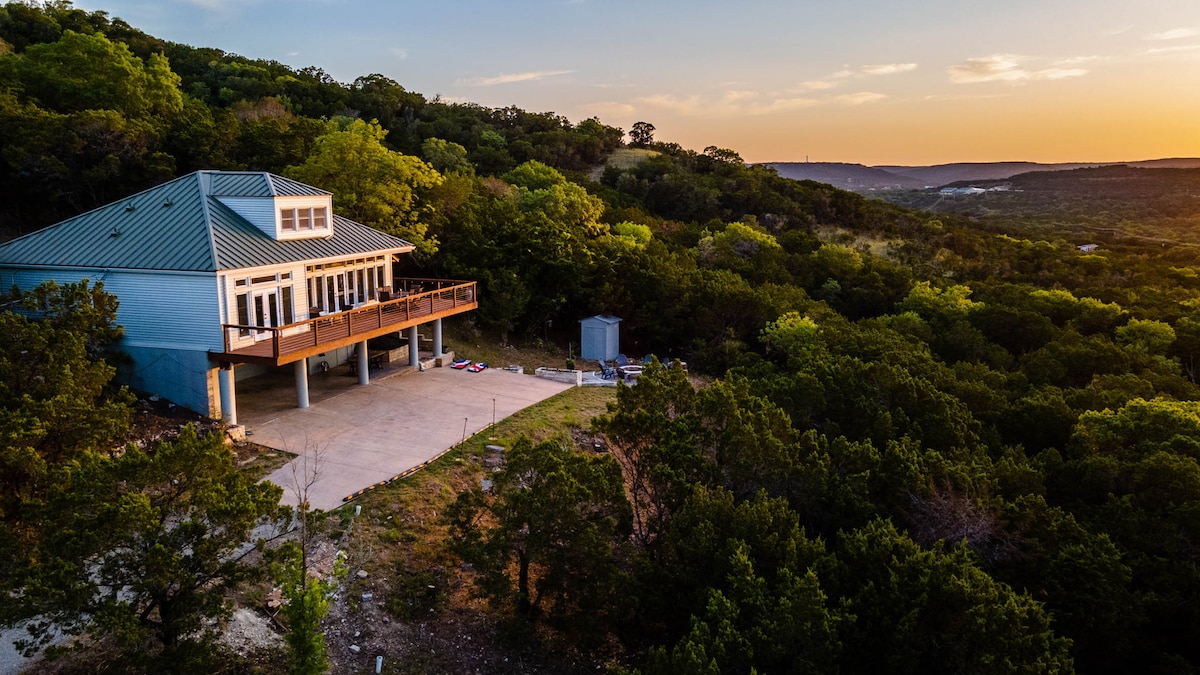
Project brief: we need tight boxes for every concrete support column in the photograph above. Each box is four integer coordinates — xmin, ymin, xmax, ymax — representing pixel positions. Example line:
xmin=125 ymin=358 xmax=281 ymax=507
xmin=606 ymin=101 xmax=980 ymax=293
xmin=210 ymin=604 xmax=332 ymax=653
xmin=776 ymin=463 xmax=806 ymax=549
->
xmin=408 ymin=325 xmax=420 ymax=367
xmin=218 ymin=363 xmax=238 ymax=426
xmin=295 ymin=358 xmax=310 ymax=409
xmin=357 ymin=340 xmax=370 ymax=385
xmin=432 ymin=318 xmax=443 ymax=358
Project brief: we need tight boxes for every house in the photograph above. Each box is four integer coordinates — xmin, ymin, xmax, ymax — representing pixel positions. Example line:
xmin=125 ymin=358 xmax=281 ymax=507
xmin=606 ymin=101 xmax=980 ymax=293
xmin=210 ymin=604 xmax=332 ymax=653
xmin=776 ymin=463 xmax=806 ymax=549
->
xmin=1077 ymin=243 xmax=1100 ymax=252
xmin=0 ymin=171 xmax=477 ymax=425
xmin=938 ymin=186 xmax=986 ymax=196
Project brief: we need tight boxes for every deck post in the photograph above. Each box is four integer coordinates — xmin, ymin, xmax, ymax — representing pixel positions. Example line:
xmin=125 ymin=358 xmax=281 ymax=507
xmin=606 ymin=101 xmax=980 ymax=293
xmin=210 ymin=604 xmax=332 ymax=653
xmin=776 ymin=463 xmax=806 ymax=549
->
xmin=218 ymin=362 xmax=238 ymax=426
xmin=433 ymin=318 xmax=443 ymax=358
xmin=357 ymin=339 xmax=369 ymax=385
xmin=408 ymin=325 xmax=420 ymax=367
xmin=295 ymin=358 xmax=310 ymax=409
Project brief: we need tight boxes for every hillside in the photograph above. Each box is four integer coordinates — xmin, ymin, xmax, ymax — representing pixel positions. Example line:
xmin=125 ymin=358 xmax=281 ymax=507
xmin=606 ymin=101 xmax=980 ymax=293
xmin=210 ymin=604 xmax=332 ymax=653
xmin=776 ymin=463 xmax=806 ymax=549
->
xmin=7 ymin=3 xmax=1200 ymax=675
xmin=765 ymin=162 xmax=925 ymax=190
xmin=879 ymin=164 xmax=1200 ymax=246
xmin=766 ymin=158 xmax=1200 ymax=192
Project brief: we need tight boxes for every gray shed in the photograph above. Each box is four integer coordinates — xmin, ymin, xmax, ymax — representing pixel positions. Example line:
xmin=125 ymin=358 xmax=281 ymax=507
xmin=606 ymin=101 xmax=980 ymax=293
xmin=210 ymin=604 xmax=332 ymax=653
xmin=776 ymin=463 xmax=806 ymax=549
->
xmin=580 ymin=315 xmax=622 ymax=361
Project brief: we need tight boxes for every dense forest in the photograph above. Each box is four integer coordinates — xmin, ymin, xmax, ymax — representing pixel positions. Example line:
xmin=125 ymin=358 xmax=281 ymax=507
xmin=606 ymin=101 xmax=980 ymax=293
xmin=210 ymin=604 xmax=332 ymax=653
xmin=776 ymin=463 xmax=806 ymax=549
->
xmin=5 ymin=2 xmax=1200 ymax=673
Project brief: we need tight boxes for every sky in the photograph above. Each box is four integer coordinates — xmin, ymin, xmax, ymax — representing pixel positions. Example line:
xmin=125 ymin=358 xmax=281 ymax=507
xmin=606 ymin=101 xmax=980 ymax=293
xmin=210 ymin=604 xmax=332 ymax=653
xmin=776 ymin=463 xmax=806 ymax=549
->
xmin=72 ymin=0 xmax=1200 ymax=166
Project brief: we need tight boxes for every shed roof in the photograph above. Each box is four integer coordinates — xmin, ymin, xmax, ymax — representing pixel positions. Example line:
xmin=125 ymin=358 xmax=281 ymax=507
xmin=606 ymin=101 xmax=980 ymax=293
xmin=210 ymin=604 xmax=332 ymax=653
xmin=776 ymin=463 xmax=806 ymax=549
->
xmin=0 ymin=171 xmax=411 ymax=273
xmin=580 ymin=314 xmax=622 ymax=325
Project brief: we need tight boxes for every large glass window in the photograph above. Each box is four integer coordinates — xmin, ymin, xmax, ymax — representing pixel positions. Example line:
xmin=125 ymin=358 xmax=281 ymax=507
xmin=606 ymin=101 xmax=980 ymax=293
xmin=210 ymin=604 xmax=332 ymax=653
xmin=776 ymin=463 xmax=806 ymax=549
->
xmin=232 ymin=272 xmax=296 ymax=339
xmin=305 ymin=255 xmax=387 ymax=315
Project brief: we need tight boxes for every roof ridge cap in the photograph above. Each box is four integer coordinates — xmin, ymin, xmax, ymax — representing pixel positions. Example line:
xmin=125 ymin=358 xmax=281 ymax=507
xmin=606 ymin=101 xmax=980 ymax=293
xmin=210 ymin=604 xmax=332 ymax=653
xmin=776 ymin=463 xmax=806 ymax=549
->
xmin=198 ymin=173 xmax=220 ymax=271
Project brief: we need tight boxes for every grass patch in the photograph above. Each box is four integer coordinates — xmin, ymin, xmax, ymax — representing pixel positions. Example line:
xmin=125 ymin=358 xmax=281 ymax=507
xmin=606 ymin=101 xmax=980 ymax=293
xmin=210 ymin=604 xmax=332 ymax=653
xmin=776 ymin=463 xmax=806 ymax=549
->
xmin=344 ymin=385 xmax=616 ymax=577
xmin=606 ymin=147 xmax=660 ymax=170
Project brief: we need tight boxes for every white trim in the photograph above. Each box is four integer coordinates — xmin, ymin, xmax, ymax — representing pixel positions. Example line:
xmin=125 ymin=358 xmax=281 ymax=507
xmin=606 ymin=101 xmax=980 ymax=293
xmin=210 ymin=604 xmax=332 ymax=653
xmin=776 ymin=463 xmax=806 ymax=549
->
xmin=275 ymin=195 xmax=334 ymax=241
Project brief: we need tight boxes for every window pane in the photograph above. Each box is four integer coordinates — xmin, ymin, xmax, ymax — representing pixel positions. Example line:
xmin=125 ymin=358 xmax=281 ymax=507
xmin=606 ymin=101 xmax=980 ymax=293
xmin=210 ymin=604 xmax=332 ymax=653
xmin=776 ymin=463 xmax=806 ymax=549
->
xmin=282 ymin=287 xmax=294 ymax=324
xmin=298 ymin=208 xmax=311 ymax=230
xmin=357 ymin=269 xmax=366 ymax=302
xmin=282 ymin=208 xmax=296 ymax=230
xmin=313 ymin=207 xmax=327 ymax=228
xmin=268 ymin=294 xmax=279 ymax=327
xmin=236 ymin=293 xmax=249 ymax=336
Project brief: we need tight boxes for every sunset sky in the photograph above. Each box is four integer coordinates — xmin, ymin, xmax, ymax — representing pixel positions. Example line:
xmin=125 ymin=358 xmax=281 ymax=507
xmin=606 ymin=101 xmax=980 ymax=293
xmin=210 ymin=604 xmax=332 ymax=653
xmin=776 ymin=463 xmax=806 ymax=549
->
xmin=75 ymin=0 xmax=1200 ymax=165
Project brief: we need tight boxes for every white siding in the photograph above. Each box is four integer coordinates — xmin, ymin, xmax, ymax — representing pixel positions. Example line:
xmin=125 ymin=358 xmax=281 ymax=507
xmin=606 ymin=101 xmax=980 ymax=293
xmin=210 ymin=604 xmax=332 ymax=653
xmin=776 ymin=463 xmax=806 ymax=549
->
xmin=219 ymin=263 xmax=309 ymax=352
xmin=215 ymin=196 xmax=276 ymax=237
xmin=276 ymin=195 xmax=334 ymax=241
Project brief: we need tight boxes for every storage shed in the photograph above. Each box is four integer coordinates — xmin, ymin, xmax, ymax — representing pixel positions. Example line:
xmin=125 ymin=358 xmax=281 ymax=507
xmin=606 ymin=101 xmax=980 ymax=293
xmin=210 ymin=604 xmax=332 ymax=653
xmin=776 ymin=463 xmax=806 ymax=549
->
xmin=580 ymin=315 xmax=622 ymax=361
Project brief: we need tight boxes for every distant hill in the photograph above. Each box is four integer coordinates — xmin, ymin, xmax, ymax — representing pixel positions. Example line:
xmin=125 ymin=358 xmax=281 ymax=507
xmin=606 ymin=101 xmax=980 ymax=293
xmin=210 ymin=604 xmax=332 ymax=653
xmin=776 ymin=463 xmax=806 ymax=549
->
xmin=768 ymin=163 xmax=925 ymax=190
xmin=765 ymin=158 xmax=1200 ymax=192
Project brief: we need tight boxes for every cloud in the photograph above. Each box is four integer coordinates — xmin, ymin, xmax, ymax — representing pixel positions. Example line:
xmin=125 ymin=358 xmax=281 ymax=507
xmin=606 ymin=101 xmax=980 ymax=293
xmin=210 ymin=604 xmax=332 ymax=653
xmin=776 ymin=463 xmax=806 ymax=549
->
xmin=837 ymin=92 xmax=887 ymax=106
xmin=1146 ymin=27 xmax=1198 ymax=40
xmin=180 ymin=0 xmax=243 ymax=9
xmin=588 ymin=101 xmax=637 ymax=116
xmin=861 ymin=63 xmax=917 ymax=76
xmin=455 ymin=70 xmax=573 ymax=87
xmin=633 ymin=92 xmax=819 ymax=118
xmin=948 ymin=54 xmax=1089 ymax=84
xmin=797 ymin=79 xmax=838 ymax=91
xmin=1146 ymin=43 xmax=1200 ymax=54
xmin=388 ymin=47 xmax=408 ymax=59
xmin=1102 ymin=24 xmax=1134 ymax=36
xmin=637 ymin=94 xmax=703 ymax=115
xmin=722 ymin=90 xmax=758 ymax=104
xmin=752 ymin=97 xmax=821 ymax=114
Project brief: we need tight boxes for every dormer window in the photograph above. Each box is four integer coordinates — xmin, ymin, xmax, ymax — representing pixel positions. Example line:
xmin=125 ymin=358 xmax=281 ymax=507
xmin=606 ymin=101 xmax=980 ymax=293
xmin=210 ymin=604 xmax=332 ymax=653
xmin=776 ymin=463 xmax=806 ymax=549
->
xmin=281 ymin=206 xmax=328 ymax=233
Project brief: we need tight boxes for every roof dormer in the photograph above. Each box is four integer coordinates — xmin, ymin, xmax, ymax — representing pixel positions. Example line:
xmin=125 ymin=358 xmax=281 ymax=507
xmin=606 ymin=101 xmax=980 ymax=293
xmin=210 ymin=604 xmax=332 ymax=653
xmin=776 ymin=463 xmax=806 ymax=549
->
xmin=276 ymin=195 xmax=334 ymax=241
xmin=205 ymin=171 xmax=336 ymax=241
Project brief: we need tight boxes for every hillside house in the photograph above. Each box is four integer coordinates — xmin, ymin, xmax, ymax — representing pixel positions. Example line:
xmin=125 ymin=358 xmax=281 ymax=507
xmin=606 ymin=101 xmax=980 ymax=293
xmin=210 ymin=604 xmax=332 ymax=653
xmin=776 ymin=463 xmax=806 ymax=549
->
xmin=0 ymin=171 xmax=477 ymax=424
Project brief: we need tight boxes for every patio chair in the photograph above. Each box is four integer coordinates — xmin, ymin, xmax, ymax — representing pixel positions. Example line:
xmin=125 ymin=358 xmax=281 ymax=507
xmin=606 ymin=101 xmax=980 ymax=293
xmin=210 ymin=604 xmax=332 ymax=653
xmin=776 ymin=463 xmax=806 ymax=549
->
xmin=615 ymin=354 xmax=629 ymax=367
xmin=598 ymin=360 xmax=618 ymax=380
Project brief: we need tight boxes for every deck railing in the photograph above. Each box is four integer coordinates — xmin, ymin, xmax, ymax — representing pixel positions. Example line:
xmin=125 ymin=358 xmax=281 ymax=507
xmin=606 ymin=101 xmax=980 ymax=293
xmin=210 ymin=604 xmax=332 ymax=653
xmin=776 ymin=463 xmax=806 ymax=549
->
xmin=220 ymin=279 xmax=476 ymax=362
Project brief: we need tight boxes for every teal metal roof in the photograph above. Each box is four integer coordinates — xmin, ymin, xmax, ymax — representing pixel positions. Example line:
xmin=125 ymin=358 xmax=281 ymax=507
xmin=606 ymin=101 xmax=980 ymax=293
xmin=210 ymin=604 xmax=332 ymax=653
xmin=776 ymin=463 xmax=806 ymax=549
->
xmin=0 ymin=171 xmax=412 ymax=273
xmin=208 ymin=172 xmax=331 ymax=198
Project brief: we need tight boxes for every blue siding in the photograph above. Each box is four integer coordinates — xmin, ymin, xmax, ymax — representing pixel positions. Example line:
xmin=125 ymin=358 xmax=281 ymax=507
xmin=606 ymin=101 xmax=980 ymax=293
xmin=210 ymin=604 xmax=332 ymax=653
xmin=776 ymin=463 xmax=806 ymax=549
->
xmin=215 ymin=196 xmax=276 ymax=238
xmin=5 ymin=267 xmax=221 ymax=351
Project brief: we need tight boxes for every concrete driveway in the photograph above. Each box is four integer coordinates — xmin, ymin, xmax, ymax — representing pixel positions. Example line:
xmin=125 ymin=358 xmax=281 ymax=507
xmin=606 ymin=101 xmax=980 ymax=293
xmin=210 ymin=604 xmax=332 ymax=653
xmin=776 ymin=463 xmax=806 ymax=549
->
xmin=244 ymin=366 xmax=573 ymax=511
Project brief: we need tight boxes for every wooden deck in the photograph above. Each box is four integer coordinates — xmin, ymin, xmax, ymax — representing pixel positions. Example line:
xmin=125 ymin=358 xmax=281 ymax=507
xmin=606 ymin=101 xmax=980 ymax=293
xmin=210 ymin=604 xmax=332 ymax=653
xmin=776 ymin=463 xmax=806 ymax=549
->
xmin=212 ymin=279 xmax=477 ymax=366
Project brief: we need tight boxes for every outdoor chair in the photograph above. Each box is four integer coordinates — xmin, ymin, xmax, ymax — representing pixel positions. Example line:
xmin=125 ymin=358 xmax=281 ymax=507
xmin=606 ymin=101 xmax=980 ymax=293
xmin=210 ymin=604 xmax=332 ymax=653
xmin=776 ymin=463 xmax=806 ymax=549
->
xmin=598 ymin=360 xmax=618 ymax=380
xmin=615 ymin=354 xmax=629 ymax=367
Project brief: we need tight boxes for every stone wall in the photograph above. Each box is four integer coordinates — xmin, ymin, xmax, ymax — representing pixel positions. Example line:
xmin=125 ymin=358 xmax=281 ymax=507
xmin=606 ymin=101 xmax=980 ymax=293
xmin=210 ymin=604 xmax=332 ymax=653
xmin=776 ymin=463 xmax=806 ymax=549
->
xmin=534 ymin=367 xmax=582 ymax=386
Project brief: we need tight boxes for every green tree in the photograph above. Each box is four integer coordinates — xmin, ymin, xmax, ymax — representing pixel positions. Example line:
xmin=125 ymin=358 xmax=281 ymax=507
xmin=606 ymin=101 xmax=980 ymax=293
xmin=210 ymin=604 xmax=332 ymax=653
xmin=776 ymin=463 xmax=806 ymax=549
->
xmin=0 ymin=281 xmax=132 ymax=592
xmin=833 ymin=519 xmax=1074 ymax=674
xmin=629 ymin=121 xmax=656 ymax=147
xmin=420 ymin=136 xmax=473 ymax=175
xmin=445 ymin=437 xmax=632 ymax=644
xmin=285 ymin=118 xmax=443 ymax=258
xmin=1 ymin=29 xmax=183 ymax=122
xmin=15 ymin=426 xmax=288 ymax=671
